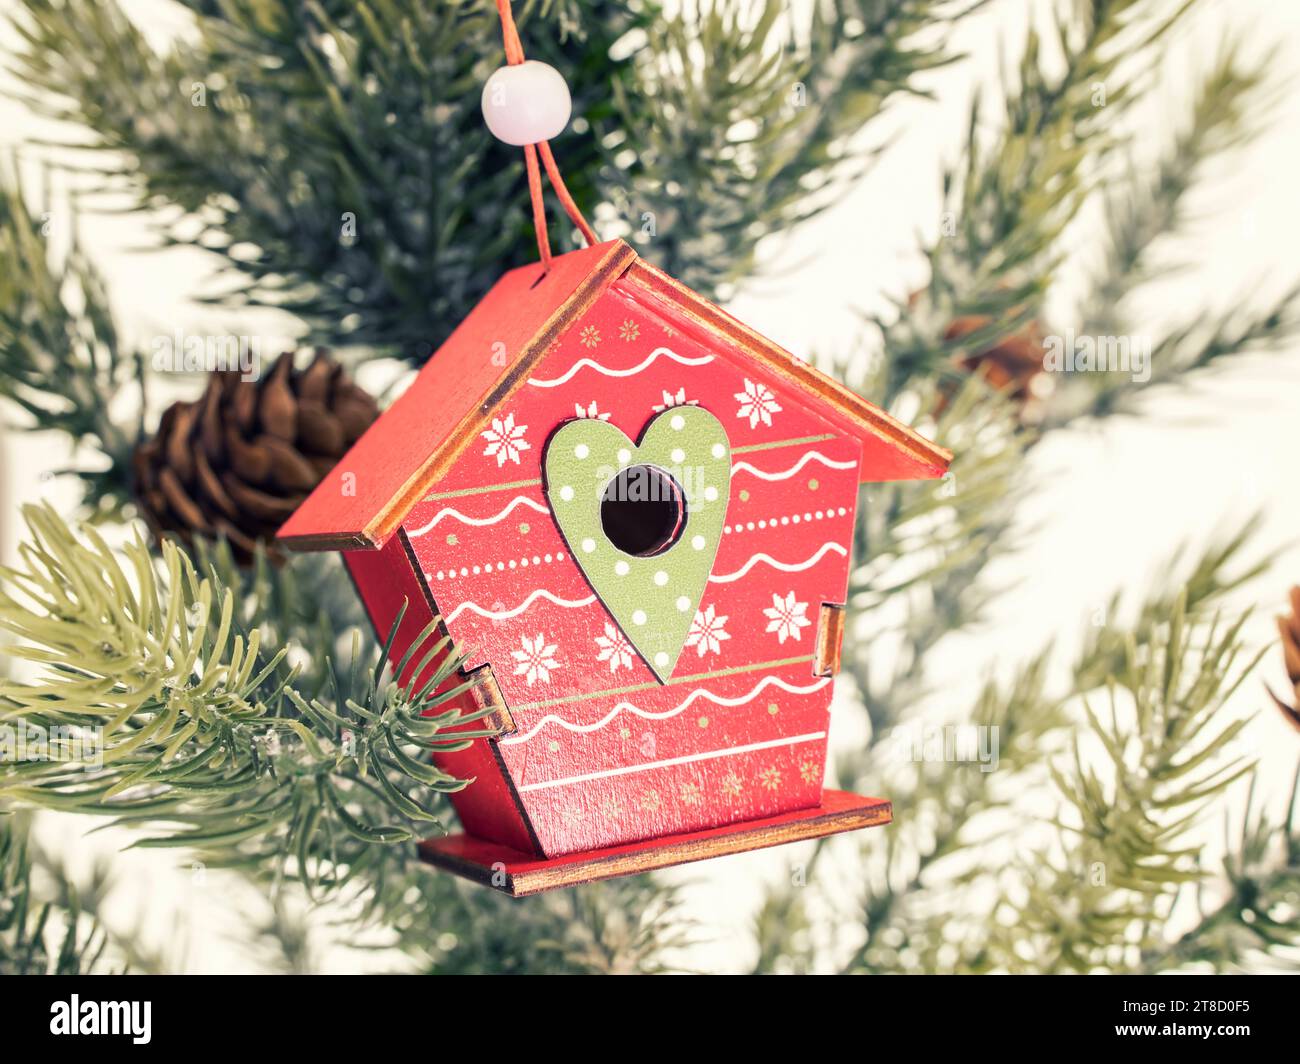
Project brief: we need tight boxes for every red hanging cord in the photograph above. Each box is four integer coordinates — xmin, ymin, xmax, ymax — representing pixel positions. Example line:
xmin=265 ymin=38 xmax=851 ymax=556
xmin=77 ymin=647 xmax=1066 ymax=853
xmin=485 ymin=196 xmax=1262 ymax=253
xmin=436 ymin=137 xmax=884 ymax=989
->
xmin=539 ymin=141 xmax=598 ymax=248
xmin=523 ymin=143 xmax=552 ymax=266
xmin=495 ymin=0 xmax=525 ymax=63
xmin=493 ymin=0 xmax=596 ymax=265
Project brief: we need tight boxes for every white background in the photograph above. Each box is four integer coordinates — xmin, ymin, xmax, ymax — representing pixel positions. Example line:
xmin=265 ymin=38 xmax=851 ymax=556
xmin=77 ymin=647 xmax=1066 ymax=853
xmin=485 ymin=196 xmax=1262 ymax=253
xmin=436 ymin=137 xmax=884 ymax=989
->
xmin=2 ymin=0 xmax=1299 ymax=972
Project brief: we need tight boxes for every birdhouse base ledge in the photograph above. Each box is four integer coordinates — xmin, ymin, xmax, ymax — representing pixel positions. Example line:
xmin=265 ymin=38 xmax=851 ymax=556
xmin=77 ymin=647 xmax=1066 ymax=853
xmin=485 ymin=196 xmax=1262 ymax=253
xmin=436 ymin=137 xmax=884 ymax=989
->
xmin=418 ymin=790 xmax=891 ymax=896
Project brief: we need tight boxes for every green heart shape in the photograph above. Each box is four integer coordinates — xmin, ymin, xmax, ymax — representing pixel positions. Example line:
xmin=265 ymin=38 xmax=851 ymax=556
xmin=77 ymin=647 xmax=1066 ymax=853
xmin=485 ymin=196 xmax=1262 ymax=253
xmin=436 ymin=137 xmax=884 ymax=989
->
xmin=544 ymin=407 xmax=732 ymax=682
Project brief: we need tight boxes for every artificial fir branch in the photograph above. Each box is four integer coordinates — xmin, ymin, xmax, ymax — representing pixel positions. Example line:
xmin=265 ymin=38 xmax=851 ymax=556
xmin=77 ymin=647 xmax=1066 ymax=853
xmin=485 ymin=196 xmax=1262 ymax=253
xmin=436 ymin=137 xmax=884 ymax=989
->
xmin=6 ymin=0 xmax=975 ymax=356
xmin=238 ymin=895 xmax=321 ymax=976
xmin=0 ymin=505 xmax=482 ymax=892
xmin=0 ymin=175 xmax=143 ymax=511
xmin=7 ymin=0 xmax=648 ymax=356
xmin=0 ymin=815 xmax=111 ymax=974
xmin=823 ymin=3 xmax=1216 ymax=743
xmin=999 ymin=596 xmax=1262 ymax=972
xmin=755 ymin=526 xmax=1279 ymax=974
xmin=1049 ymin=44 xmax=1300 ymax=421
xmin=841 ymin=0 xmax=1287 ymax=752
xmin=745 ymin=8 xmax=1291 ymax=960
xmin=844 ymin=378 xmax=1028 ymax=736
xmin=841 ymin=560 xmax=1273 ymax=973
xmin=845 ymin=651 xmax=1063 ymax=973
xmin=0 ymin=510 xmax=695 ymax=972
xmin=604 ymin=0 xmax=976 ymax=298
xmin=401 ymin=867 xmax=691 ymax=974
xmin=1079 ymin=43 xmax=1271 ymax=341
xmin=883 ymin=0 xmax=1203 ymax=397
xmin=1138 ymin=771 xmax=1300 ymax=972
xmin=20 ymin=815 xmax=173 ymax=974
xmin=1074 ymin=517 xmax=1268 ymax=692
xmin=1063 ymin=283 xmax=1300 ymax=422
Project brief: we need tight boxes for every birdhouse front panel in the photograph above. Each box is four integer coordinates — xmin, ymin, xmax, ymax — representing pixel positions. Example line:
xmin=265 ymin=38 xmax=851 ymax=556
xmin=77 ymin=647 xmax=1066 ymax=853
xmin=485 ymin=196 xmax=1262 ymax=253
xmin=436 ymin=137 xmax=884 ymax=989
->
xmin=402 ymin=282 xmax=865 ymax=857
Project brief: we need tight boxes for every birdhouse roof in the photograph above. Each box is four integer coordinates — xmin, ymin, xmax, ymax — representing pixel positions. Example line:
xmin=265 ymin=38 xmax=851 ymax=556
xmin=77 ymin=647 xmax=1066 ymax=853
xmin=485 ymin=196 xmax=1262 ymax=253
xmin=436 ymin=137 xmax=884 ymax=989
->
xmin=278 ymin=239 xmax=951 ymax=552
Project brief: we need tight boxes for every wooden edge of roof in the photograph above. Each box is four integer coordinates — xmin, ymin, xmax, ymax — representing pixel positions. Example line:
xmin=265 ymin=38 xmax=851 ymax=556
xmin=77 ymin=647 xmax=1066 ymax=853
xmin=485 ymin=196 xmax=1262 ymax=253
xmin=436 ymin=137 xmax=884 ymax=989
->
xmin=277 ymin=239 xmax=637 ymax=552
xmin=622 ymin=259 xmax=953 ymax=477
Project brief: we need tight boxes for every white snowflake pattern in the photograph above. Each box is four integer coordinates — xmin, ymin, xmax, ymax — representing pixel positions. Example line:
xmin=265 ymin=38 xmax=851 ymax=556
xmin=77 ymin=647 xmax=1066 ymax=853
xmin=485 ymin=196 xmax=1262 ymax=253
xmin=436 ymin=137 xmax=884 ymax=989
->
xmin=763 ymin=591 xmax=812 ymax=644
xmin=734 ymin=378 xmax=782 ymax=429
xmin=480 ymin=412 xmax=530 ymax=467
xmin=652 ymin=387 xmax=699 ymax=412
xmin=685 ymin=604 xmax=730 ymax=658
xmin=594 ymin=623 xmax=635 ymax=673
xmin=511 ymin=633 xmax=561 ymax=686
xmin=574 ymin=400 xmax=612 ymax=421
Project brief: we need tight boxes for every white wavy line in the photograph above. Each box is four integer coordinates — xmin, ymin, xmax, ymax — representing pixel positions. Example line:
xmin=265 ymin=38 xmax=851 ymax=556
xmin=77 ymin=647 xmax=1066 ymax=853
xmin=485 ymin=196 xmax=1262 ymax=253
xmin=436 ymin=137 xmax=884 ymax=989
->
xmin=502 ymin=675 xmax=832 ymax=745
xmin=407 ymin=495 xmax=548 ymax=537
xmin=708 ymin=542 xmax=847 ymax=584
xmin=517 ymin=732 xmax=827 ymax=792
xmin=731 ymin=451 xmax=857 ymax=481
xmin=526 ymin=346 xmax=713 ymax=388
xmin=445 ymin=590 xmax=596 ymax=624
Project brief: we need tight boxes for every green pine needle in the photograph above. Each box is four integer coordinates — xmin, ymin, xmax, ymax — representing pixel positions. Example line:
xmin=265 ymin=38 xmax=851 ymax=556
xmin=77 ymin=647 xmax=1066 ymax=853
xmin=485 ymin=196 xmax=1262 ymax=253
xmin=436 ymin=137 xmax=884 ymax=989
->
xmin=0 ymin=505 xmax=481 ymax=894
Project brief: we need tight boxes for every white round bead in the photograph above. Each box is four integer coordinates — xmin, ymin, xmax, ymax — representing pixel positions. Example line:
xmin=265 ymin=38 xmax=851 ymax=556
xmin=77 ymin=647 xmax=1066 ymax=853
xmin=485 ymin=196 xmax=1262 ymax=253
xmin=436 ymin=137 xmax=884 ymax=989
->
xmin=481 ymin=61 xmax=572 ymax=146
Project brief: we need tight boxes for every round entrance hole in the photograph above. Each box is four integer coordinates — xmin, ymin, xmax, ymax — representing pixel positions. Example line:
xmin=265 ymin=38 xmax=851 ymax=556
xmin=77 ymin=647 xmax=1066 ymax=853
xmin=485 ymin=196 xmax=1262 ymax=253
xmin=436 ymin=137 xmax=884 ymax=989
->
xmin=600 ymin=465 xmax=686 ymax=557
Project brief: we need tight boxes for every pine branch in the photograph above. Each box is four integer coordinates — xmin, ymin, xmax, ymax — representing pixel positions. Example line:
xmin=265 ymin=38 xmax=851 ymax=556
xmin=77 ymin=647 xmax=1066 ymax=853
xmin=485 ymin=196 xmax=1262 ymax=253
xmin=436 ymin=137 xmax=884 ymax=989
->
xmin=605 ymin=0 xmax=978 ymax=297
xmin=1139 ymin=770 xmax=1300 ymax=972
xmin=0 ymin=814 xmax=112 ymax=974
xmin=999 ymin=595 xmax=1261 ymax=973
xmin=833 ymin=374 xmax=1030 ymax=737
xmin=6 ymin=0 xmax=648 ymax=358
xmin=835 ymin=530 xmax=1283 ymax=974
xmin=882 ymin=0 xmax=1200 ymax=397
xmin=1044 ymin=45 xmax=1300 ymax=423
xmin=0 ymin=173 xmax=143 ymax=510
xmin=0 ymin=504 xmax=484 ymax=894
xmin=1080 ymin=43 xmax=1270 ymax=339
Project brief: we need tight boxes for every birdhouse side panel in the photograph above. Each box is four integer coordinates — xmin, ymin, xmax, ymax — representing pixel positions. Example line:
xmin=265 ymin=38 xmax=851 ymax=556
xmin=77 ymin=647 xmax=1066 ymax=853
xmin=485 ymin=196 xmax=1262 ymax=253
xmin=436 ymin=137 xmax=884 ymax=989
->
xmin=403 ymin=287 xmax=863 ymax=856
xmin=343 ymin=535 xmax=538 ymax=855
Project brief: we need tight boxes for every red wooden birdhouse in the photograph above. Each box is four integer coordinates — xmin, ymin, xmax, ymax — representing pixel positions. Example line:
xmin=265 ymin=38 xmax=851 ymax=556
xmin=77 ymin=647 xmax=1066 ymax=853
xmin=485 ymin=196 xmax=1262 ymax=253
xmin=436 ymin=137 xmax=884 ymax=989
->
xmin=278 ymin=239 xmax=950 ymax=894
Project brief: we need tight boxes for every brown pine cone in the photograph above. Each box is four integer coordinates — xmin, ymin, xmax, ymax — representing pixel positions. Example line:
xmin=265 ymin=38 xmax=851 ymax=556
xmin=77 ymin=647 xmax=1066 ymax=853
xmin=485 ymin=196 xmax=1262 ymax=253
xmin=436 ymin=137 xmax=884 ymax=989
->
xmin=943 ymin=312 xmax=1049 ymax=413
xmin=1271 ymin=586 xmax=1300 ymax=733
xmin=908 ymin=287 xmax=1050 ymax=421
xmin=132 ymin=350 xmax=378 ymax=563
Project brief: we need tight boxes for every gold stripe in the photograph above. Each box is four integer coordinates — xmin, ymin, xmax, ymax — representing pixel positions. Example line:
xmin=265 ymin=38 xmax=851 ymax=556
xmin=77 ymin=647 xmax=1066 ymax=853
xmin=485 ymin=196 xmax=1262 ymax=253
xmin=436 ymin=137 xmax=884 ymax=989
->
xmin=423 ymin=477 xmax=543 ymax=502
xmin=511 ymin=655 xmax=815 ymax=712
xmin=731 ymin=434 xmax=834 ymax=454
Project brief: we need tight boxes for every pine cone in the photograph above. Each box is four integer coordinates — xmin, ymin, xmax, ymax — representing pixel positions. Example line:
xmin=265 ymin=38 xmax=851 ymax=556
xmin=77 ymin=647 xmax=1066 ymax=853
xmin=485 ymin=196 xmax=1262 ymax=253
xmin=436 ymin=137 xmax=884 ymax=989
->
xmin=132 ymin=350 xmax=378 ymax=563
xmin=908 ymin=287 xmax=1050 ymax=421
xmin=1270 ymin=586 xmax=1300 ymax=733
xmin=943 ymin=312 xmax=1049 ymax=415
